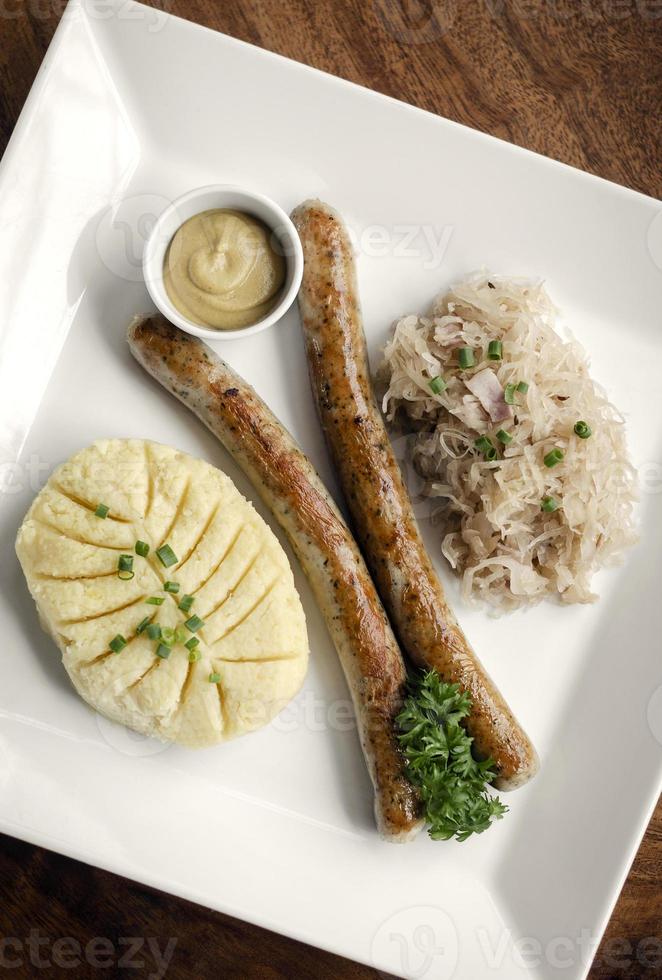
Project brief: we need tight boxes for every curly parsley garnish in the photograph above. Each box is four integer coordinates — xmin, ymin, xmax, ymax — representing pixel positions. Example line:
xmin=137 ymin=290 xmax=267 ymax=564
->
xmin=396 ymin=671 xmax=508 ymax=842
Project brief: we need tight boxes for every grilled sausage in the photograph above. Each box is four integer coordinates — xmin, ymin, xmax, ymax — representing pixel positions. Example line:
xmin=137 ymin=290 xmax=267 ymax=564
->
xmin=291 ymin=199 xmax=539 ymax=790
xmin=127 ymin=314 xmax=423 ymax=840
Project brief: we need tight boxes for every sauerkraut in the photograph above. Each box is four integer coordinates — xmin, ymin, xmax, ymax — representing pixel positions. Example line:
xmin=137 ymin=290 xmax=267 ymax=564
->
xmin=381 ymin=275 xmax=638 ymax=610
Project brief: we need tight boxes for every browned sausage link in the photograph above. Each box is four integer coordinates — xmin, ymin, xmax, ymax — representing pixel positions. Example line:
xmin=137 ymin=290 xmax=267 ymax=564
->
xmin=291 ymin=199 xmax=539 ymax=790
xmin=127 ymin=313 xmax=423 ymax=840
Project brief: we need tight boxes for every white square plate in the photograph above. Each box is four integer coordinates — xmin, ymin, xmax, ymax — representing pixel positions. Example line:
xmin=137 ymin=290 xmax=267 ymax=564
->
xmin=1 ymin=2 xmax=661 ymax=977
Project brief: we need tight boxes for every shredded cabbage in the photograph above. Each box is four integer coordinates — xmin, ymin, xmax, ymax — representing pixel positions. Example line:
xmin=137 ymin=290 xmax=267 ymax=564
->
xmin=380 ymin=274 xmax=638 ymax=611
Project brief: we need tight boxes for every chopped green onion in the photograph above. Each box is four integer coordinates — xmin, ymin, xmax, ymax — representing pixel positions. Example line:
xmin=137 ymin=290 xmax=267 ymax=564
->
xmin=428 ymin=375 xmax=447 ymax=395
xmin=544 ymin=448 xmax=564 ymax=468
xmin=135 ymin=540 xmax=150 ymax=557
xmin=136 ymin=616 xmax=151 ymax=635
xmin=185 ymin=615 xmax=205 ymax=634
xmin=541 ymin=496 xmax=559 ymax=513
xmin=487 ymin=340 xmax=502 ymax=361
xmin=574 ymin=420 xmax=592 ymax=439
xmin=178 ymin=595 xmax=194 ymax=613
xmin=146 ymin=623 xmax=162 ymax=641
xmin=156 ymin=643 xmax=171 ymax=660
xmin=457 ymin=347 xmax=475 ymax=369
xmin=188 ymin=649 xmax=202 ymax=663
xmin=475 ymin=436 xmax=498 ymax=461
xmin=185 ymin=636 xmax=200 ymax=651
xmin=146 ymin=596 xmax=165 ymax=605
xmin=160 ymin=626 xmax=176 ymax=647
xmin=109 ymin=634 xmax=127 ymax=654
xmin=516 ymin=381 xmax=529 ymax=394
xmin=474 ymin=436 xmax=494 ymax=454
xmin=496 ymin=429 xmax=513 ymax=445
xmin=117 ymin=555 xmax=134 ymax=580
xmin=208 ymin=672 xmax=221 ymax=684
xmin=95 ymin=503 xmax=110 ymax=519
xmin=175 ymin=625 xmax=189 ymax=645
xmin=156 ymin=544 xmax=178 ymax=568
xmin=164 ymin=581 xmax=180 ymax=594
xmin=504 ymin=383 xmax=516 ymax=405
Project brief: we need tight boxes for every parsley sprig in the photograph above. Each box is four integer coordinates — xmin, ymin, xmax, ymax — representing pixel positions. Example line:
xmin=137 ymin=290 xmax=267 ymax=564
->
xmin=396 ymin=670 xmax=508 ymax=842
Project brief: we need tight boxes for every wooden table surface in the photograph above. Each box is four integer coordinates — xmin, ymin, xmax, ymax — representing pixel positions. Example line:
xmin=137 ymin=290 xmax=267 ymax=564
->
xmin=1 ymin=2 xmax=660 ymax=977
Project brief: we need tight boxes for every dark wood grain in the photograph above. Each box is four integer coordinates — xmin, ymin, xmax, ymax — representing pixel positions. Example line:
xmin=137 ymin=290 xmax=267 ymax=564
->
xmin=0 ymin=2 xmax=660 ymax=977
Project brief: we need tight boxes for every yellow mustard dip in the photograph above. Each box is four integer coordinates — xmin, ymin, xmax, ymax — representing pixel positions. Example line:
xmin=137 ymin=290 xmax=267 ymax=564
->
xmin=163 ymin=209 xmax=286 ymax=330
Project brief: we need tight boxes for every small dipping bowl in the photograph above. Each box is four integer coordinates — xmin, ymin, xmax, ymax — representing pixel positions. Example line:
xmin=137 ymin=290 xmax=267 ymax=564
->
xmin=143 ymin=184 xmax=303 ymax=341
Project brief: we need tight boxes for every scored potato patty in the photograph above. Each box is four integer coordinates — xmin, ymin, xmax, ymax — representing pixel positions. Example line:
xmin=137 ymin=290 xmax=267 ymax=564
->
xmin=16 ymin=439 xmax=309 ymax=746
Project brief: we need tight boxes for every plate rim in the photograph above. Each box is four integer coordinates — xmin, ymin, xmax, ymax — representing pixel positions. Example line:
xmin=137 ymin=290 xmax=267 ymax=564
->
xmin=0 ymin=3 xmax=660 ymax=978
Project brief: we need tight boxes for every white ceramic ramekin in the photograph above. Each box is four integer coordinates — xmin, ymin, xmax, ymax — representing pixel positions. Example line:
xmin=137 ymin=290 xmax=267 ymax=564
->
xmin=142 ymin=184 xmax=303 ymax=341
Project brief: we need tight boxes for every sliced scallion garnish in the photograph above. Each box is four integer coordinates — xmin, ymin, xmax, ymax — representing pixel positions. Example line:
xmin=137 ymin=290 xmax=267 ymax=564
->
xmin=544 ymin=448 xmax=564 ymax=468
xmin=146 ymin=596 xmax=165 ymax=606
xmin=188 ymin=649 xmax=202 ymax=663
xmin=95 ymin=503 xmax=110 ymax=519
xmin=136 ymin=616 xmax=151 ymax=635
xmin=164 ymin=581 xmax=180 ymax=594
xmin=109 ymin=634 xmax=127 ymax=654
xmin=155 ymin=643 xmax=171 ymax=660
xmin=185 ymin=615 xmax=204 ymax=634
xmin=541 ymin=496 xmax=559 ymax=513
xmin=428 ymin=376 xmax=447 ymax=395
xmin=135 ymin=540 xmax=150 ymax=557
xmin=474 ymin=436 xmax=494 ymax=454
xmin=160 ymin=626 xmax=176 ymax=647
xmin=574 ymin=420 xmax=592 ymax=439
xmin=117 ymin=555 xmax=134 ymax=580
xmin=487 ymin=340 xmax=502 ymax=361
xmin=178 ymin=595 xmax=194 ymax=613
xmin=145 ymin=623 xmax=162 ymax=641
xmin=458 ymin=347 xmax=475 ymax=369
xmin=516 ymin=381 xmax=529 ymax=394
xmin=175 ymin=625 xmax=189 ymax=645
xmin=156 ymin=544 xmax=178 ymax=568
xmin=208 ymin=672 xmax=221 ymax=684
xmin=496 ymin=429 xmax=512 ymax=445
xmin=185 ymin=636 xmax=200 ymax=651
xmin=504 ymin=383 xmax=516 ymax=405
